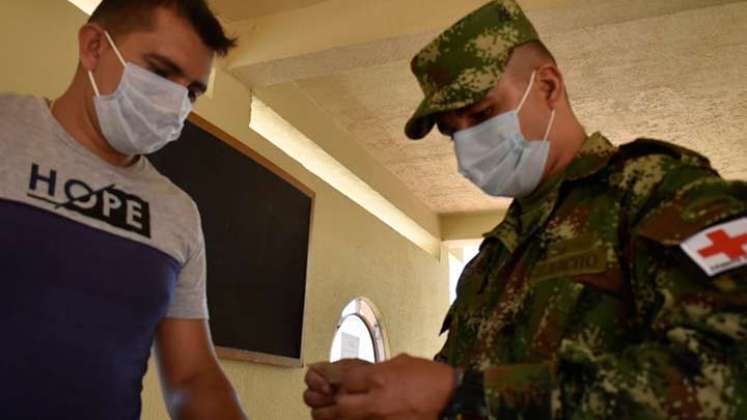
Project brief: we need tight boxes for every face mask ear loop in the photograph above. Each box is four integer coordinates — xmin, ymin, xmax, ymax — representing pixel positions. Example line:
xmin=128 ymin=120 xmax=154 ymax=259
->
xmin=87 ymin=30 xmax=124 ymax=97
xmin=103 ymin=31 xmax=127 ymax=68
xmin=516 ymin=70 xmax=537 ymax=113
xmin=543 ymin=109 xmax=556 ymax=142
xmin=88 ymin=72 xmax=102 ymax=97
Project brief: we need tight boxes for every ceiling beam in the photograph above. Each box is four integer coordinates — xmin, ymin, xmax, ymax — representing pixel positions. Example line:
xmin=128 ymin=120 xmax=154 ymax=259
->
xmin=225 ymin=0 xmax=742 ymax=87
xmin=225 ymin=0 xmax=486 ymax=86
xmin=440 ymin=211 xmax=507 ymax=242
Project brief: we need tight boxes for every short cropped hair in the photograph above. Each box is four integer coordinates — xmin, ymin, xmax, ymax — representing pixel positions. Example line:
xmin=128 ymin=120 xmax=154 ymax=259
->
xmin=513 ymin=40 xmax=557 ymax=65
xmin=89 ymin=0 xmax=237 ymax=56
xmin=504 ymin=40 xmax=558 ymax=83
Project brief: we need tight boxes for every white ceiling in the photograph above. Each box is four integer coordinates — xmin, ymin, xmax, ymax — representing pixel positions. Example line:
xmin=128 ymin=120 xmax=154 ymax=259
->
xmin=211 ymin=0 xmax=327 ymax=21
xmin=224 ymin=0 xmax=747 ymax=214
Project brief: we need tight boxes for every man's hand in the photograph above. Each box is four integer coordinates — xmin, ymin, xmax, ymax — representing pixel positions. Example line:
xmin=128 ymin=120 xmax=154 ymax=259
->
xmin=307 ymin=354 xmax=456 ymax=420
xmin=305 ymin=359 xmax=372 ymax=418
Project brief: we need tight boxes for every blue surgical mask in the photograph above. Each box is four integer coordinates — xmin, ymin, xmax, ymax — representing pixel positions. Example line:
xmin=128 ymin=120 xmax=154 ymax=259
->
xmin=88 ymin=31 xmax=192 ymax=156
xmin=453 ymin=70 xmax=555 ymax=198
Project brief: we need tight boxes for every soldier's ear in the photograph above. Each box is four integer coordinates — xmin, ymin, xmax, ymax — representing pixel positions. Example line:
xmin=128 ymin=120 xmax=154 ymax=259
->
xmin=537 ymin=64 xmax=564 ymax=109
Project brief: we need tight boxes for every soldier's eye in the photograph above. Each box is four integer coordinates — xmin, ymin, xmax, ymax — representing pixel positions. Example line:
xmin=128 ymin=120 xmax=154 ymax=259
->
xmin=477 ymin=107 xmax=494 ymax=121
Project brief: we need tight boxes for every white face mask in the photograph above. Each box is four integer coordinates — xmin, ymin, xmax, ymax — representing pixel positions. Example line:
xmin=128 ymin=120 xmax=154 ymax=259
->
xmin=453 ymin=70 xmax=555 ymax=198
xmin=88 ymin=31 xmax=192 ymax=156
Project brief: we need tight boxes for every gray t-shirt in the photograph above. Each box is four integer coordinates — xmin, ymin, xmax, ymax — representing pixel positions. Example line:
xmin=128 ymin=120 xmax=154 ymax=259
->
xmin=0 ymin=93 xmax=210 ymax=419
xmin=0 ymin=94 xmax=208 ymax=319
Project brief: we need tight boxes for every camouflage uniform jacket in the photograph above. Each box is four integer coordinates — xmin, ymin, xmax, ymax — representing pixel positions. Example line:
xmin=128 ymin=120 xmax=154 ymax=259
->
xmin=437 ymin=132 xmax=747 ymax=419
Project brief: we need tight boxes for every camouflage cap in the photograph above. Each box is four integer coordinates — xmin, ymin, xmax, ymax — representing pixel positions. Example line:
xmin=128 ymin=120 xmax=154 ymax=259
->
xmin=405 ymin=0 xmax=539 ymax=140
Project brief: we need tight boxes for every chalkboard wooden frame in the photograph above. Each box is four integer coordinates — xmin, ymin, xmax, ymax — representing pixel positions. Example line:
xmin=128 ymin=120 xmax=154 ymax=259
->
xmin=187 ymin=113 xmax=315 ymax=369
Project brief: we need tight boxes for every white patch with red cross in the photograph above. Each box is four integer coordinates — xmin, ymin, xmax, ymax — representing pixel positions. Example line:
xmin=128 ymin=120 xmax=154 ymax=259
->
xmin=680 ymin=217 xmax=747 ymax=276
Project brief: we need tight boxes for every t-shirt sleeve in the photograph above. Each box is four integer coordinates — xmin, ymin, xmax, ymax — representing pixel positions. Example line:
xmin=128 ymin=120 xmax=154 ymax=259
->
xmin=165 ymin=217 xmax=209 ymax=320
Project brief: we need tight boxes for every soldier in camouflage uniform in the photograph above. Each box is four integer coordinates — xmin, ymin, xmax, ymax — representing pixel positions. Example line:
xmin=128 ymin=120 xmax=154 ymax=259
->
xmin=303 ymin=1 xmax=747 ymax=419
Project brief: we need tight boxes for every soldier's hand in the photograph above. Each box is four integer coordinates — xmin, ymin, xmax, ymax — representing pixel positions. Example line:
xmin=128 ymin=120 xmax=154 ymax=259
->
xmin=331 ymin=354 xmax=455 ymax=420
xmin=304 ymin=359 xmax=372 ymax=418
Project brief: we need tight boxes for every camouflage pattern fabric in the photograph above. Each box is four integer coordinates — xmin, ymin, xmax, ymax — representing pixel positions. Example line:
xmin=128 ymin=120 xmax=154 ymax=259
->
xmin=405 ymin=0 xmax=539 ymax=140
xmin=437 ymin=133 xmax=747 ymax=419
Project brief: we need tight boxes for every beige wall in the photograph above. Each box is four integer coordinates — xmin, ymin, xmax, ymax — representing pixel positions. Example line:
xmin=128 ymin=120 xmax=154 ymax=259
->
xmin=0 ymin=1 xmax=449 ymax=419
xmin=440 ymin=211 xmax=506 ymax=243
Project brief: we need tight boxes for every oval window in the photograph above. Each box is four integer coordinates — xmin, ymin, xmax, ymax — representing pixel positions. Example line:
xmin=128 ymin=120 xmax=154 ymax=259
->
xmin=330 ymin=298 xmax=389 ymax=363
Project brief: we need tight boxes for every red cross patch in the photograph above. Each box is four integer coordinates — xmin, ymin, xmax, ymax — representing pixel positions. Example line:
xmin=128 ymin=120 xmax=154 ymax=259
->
xmin=680 ymin=217 xmax=747 ymax=276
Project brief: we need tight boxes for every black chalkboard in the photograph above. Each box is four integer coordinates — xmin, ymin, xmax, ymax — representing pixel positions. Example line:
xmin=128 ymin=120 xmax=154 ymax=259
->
xmin=149 ymin=115 xmax=313 ymax=366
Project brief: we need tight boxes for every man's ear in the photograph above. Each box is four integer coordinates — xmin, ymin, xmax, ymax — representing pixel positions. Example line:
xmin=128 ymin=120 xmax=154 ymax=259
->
xmin=537 ymin=64 xmax=565 ymax=109
xmin=78 ymin=24 xmax=107 ymax=72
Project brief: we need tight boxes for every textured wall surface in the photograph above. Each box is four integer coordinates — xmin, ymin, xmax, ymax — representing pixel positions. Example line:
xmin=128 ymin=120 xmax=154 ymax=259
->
xmin=247 ymin=0 xmax=747 ymax=214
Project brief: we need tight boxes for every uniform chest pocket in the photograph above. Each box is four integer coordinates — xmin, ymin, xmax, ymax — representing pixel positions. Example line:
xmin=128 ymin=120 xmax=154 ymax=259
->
xmin=522 ymin=238 xmax=631 ymax=358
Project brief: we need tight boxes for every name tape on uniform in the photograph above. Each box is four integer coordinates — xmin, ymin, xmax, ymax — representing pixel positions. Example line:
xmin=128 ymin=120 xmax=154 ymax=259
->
xmin=680 ymin=217 xmax=747 ymax=277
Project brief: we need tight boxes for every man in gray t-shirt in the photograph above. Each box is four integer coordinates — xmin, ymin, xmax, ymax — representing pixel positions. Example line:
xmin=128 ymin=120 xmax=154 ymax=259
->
xmin=0 ymin=1 xmax=246 ymax=418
